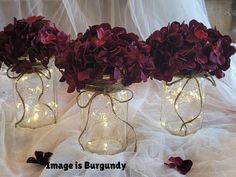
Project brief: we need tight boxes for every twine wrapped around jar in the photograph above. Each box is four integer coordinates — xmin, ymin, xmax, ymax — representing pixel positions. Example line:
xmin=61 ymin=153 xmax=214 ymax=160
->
xmin=165 ymin=72 xmax=216 ymax=136
xmin=76 ymin=78 xmax=137 ymax=153
xmin=7 ymin=63 xmax=56 ymax=128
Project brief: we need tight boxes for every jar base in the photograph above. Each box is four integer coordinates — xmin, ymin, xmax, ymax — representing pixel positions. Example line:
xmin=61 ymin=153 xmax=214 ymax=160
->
xmin=16 ymin=117 xmax=56 ymax=129
xmin=161 ymin=120 xmax=201 ymax=136
xmin=85 ymin=138 xmax=126 ymax=155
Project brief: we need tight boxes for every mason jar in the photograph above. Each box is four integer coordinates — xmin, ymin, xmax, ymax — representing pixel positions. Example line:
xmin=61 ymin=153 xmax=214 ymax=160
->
xmin=78 ymin=80 xmax=130 ymax=155
xmin=160 ymin=76 xmax=205 ymax=136
xmin=0 ymin=63 xmax=12 ymax=101
xmin=13 ymin=60 xmax=57 ymax=129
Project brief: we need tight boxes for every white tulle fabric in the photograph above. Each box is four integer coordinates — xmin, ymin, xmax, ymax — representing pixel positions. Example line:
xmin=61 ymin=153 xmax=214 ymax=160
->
xmin=0 ymin=0 xmax=236 ymax=177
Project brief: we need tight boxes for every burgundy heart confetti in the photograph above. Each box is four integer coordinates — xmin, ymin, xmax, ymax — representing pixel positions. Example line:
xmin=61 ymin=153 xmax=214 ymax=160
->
xmin=26 ymin=151 xmax=53 ymax=166
xmin=164 ymin=156 xmax=193 ymax=175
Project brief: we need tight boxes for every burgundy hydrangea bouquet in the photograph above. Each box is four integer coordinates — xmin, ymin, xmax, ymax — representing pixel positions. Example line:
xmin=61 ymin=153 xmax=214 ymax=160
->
xmin=147 ymin=20 xmax=236 ymax=136
xmin=0 ymin=16 xmax=70 ymax=129
xmin=55 ymin=23 xmax=154 ymax=154
xmin=56 ymin=23 xmax=154 ymax=93
xmin=0 ymin=16 xmax=69 ymax=73
xmin=147 ymin=19 xmax=236 ymax=81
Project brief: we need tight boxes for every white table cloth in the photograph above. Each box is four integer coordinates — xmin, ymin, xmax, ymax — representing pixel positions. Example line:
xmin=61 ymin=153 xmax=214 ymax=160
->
xmin=0 ymin=52 xmax=236 ymax=177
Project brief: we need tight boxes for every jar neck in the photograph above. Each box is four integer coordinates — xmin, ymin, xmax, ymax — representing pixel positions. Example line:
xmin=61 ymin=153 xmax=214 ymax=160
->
xmin=85 ymin=80 xmax=124 ymax=93
xmin=22 ymin=63 xmax=47 ymax=74
xmin=17 ymin=56 xmax=54 ymax=74
xmin=174 ymin=72 xmax=209 ymax=79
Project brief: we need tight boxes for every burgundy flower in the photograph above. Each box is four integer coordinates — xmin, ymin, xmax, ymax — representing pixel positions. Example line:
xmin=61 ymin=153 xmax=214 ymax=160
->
xmin=167 ymin=33 xmax=184 ymax=47
xmin=164 ymin=156 xmax=193 ymax=175
xmin=0 ymin=16 xmax=70 ymax=73
xmin=56 ymin=23 xmax=154 ymax=92
xmin=194 ymin=30 xmax=208 ymax=40
xmin=23 ymin=16 xmax=45 ymax=26
xmin=26 ymin=151 xmax=53 ymax=166
xmin=146 ymin=19 xmax=236 ymax=81
xmin=39 ymin=28 xmax=57 ymax=45
xmin=189 ymin=20 xmax=207 ymax=31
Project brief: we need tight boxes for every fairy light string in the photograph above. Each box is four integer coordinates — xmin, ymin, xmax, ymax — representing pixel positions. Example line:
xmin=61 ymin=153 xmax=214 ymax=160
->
xmin=7 ymin=65 xmax=56 ymax=127
xmin=76 ymin=81 xmax=137 ymax=152
xmin=166 ymin=72 xmax=216 ymax=136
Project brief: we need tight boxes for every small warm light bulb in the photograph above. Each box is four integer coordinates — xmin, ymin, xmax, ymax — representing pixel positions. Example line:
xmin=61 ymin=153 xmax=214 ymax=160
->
xmin=34 ymin=113 xmax=39 ymax=121
xmin=29 ymin=88 xmax=34 ymax=92
xmin=21 ymin=76 xmax=28 ymax=81
xmin=175 ymin=105 xmax=179 ymax=110
xmin=121 ymin=90 xmax=127 ymax=100
xmin=102 ymin=114 xmax=107 ymax=120
xmin=17 ymin=103 xmax=21 ymax=108
xmin=50 ymin=102 xmax=58 ymax=108
xmin=180 ymin=126 xmax=186 ymax=132
xmin=25 ymin=104 xmax=29 ymax=112
xmin=104 ymin=143 xmax=108 ymax=151
xmin=121 ymin=90 xmax=126 ymax=95
xmin=168 ymin=98 xmax=174 ymax=104
xmin=34 ymin=105 xmax=40 ymax=112
xmin=104 ymin=122 xmax=108 ymax=127
xmin=88 ymin=141 xmax=92 ymax=145
xmin=36 ymin=86 xmax=42 ymax=92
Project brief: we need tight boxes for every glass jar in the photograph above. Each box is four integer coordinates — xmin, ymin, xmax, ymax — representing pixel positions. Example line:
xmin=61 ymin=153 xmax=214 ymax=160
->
xmin=0 ymin=63 xmax=12 ymax=101
xmin=160 ymin=76 xmax=205 ymax=136
xmin=78 ymin=80 xmax=130 ymax=155
xmin=13 ymin=60 xmax=57 ymax=129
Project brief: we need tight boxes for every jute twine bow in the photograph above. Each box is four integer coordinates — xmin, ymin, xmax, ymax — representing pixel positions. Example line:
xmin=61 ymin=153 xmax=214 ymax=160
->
xmin=76 ymin=81 xmax=137 ymax=152
xmin=7 ymin=65 xmax=56 ymax=127
xmin=166 ymin=72 xmax=216 ymax=136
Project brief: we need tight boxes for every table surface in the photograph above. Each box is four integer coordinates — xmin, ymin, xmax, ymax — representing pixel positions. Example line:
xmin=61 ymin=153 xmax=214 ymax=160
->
xmin=0 ymin=53 xmax=236 ymax=177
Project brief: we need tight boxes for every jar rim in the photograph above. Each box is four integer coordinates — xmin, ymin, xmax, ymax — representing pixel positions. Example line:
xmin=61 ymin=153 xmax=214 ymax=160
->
xmin=85 ymin=79 xmax=124 ymax=93
xmin=18 ymin=57 xmax=54 ymax=74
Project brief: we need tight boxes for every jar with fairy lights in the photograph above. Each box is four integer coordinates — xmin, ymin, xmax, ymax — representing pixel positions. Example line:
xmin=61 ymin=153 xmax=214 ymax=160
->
xmin=77 ymin=78 xmax=132 ymax=154
xmin=147 ymin=20 xmax=236 ymax=136
xmin=0 ymin=16 xmax=69 ymax=129
xmin=160 ymin=76 xmax=205 ymax=136
xmin=56 ymin=23 xmax=154 ymax=154
xmin=12 ymin=60 xmax=57 ymax=129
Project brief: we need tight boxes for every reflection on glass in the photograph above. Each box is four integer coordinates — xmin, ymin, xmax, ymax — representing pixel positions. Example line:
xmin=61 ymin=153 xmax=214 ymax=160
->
xmin=79 ymin=89 xmax=128 ymax=155
xmin=13 ymin=63 xmax=57 ymax=129
xmin=160 ymin=77 xmax=205 ymax=136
